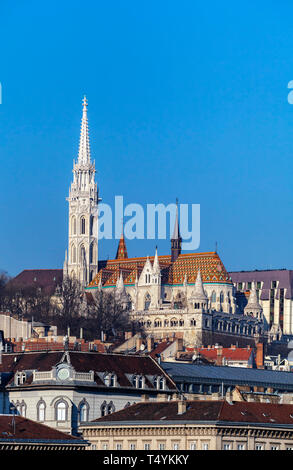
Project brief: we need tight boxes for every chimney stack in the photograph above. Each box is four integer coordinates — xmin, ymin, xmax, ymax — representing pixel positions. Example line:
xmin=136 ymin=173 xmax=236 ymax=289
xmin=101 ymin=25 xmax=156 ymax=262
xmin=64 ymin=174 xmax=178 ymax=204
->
xmin=177 ymin=398 xmax=187 ymax=415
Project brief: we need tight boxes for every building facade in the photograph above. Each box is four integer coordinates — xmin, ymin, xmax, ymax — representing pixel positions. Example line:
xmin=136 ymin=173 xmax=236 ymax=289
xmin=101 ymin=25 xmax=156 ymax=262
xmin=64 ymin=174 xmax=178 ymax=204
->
xmin=0 ymin=350 xmax=177 ymax=435
xmin=79 ymin=399 xmax=293 ymax=451
xmin=230 ymin=270 xmax=293 ymax=337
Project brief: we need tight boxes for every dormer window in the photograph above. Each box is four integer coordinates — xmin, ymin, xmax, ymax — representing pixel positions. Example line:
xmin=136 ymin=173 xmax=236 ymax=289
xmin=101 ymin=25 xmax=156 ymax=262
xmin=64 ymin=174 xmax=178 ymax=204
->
xmin=154 ymin=376 xmax=166 ymax=390
xmin=104 ymin=373 xmax=117 ymax=387
xmin=15 ymin=371 xmax=26 ymax=386
xmin=132 ymin=375 xmax=145 ymax=389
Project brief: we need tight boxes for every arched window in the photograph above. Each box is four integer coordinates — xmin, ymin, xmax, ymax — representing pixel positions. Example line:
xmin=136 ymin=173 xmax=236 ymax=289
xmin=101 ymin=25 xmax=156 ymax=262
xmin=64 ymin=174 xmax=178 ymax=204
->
xmin=144 ymin=293 xmax=151 ymax=310
xmin=71 ymin=244 xmax=76 ymax=263
xmin=80 ymin=245 xmax=86 ymax=263
xmin=80 ymin=216 xmax=86 ymax=235
xmin=107 ymin=401 xmax=115 ymax=415
xmin=211 ymin=291 xmax=216 ymax=303
xmin=220 ymin=291 xmax=224 ymax=303
xmin=89 ymin=242 xmax=94 ymax=264
xmin=79 ymin=401 xmax=89 ymax=423
xmin=90 ymin=215 xmax=94 ymax=236
xmin=71 ymin=216 xmax=77 ymax=235
xmin=101 ymin=401 xmax=107 ymax=417
xmin=56 ymin=400 xmax=67 ymax=422
xmin=37 ymin=400 xmax=46 ymax=422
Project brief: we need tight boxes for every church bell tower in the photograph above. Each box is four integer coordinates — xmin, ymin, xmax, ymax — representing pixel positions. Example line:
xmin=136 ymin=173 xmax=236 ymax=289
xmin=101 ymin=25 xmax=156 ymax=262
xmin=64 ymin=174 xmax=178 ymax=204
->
xmin=63 ymin=97 xmax=100 ymax=286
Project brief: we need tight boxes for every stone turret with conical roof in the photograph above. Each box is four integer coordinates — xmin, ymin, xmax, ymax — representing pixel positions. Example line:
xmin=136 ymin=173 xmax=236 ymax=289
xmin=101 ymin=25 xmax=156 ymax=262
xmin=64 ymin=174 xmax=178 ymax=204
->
xmin=189 ymin=270 xmax=208 ymax=312
xmin=115 ymin=271 xmax=129 ymax=306
xmin=244 ymin=282 xmax=263 ymax=319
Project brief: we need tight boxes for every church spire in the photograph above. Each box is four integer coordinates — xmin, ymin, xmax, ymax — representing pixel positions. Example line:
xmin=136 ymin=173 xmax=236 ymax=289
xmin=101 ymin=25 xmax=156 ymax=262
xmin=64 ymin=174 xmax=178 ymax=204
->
xmin=171 ymin=199 xmax=182 ymax=262
xmin=116 ymin=222 xmax=128 ymax=260
xmin=78 ymin=96 xmax=91 ymax=165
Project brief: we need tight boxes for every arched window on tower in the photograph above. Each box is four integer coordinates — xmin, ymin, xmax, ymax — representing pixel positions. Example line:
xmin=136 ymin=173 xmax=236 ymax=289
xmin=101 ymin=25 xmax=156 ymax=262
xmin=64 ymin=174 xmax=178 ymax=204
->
xmin=81 ymin=216 xmax=86 ymax=235
xmin=89 ymin=242 xmax=94 ymax=264
xmin=71 ymin=244 xmax=76 ymax=264
xmin=90 ymin=215 xmax=94 ymax=236
xmin=71 ymin=216 xmax=77 ymax=235
xmin=144 ymin=293 xmax=151 ymax=310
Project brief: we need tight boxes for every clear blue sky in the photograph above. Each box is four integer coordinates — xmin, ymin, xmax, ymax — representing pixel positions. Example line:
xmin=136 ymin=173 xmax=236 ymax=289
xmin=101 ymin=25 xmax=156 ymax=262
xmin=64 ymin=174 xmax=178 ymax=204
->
xmin=0 ymin=0 xmax=293 ymax=277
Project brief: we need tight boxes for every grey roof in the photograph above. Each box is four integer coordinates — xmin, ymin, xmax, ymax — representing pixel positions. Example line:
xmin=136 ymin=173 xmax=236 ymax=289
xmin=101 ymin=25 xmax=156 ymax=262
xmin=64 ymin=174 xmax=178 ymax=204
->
xmin=229 ymin=269 xmax=293 ymax=300
xmin=161 ymin=362 xmax=293 ymax=390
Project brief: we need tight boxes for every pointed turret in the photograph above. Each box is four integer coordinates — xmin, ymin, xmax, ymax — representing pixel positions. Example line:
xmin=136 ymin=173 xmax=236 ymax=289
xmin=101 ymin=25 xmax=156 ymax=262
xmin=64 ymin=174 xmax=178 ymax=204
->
xmin=115 ymin=271 xmax=128 ymax=305
xmin=244 ymin=282 xmax=263 ymax=319
xmin=190 ymin=270 xmax=207 ymax=302
xmin=78 ymin=96 xmax=91 ymax=166
xmin=153 ymin=246 xmax=160 ymax=274
xmin=171 ymin=199 xmax=182 ymax=262
xmin=116 ymin=227 xmax=128 ymax=260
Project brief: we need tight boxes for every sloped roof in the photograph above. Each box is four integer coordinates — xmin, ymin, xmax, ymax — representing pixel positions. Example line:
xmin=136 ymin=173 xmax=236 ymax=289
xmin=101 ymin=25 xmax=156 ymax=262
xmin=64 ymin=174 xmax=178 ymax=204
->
xmin=88 ymin=252 xmax=233 ymax=289
xmin=0 ymin=351 xmax=176 ymax=391
xmin=230 ymin=269 xmax=293 ymax=300
xmin=88 ymin=399 xmax=293 ymax=426
xmin=0 ymin=415 xmax=85 ymax=443
xmin=8 ymin=269 xmax=63 ymax=295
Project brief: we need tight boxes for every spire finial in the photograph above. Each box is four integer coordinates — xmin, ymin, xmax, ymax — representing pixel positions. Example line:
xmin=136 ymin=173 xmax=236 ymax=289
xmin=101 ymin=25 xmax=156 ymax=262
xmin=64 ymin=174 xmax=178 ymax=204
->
xmin=78 ymin=96 xmax=91 ymax=165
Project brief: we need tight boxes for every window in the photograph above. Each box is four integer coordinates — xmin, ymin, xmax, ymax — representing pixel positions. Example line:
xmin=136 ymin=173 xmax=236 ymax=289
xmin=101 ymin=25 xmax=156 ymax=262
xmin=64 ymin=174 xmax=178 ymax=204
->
xmin=158 ymin=443 xmax=165 ymax=450
xmin=145 ymin=293 xmax=151 ymax=310
xmin=223 ymin=443 xmax=231 ymax=450
xmin=129 ymin=443 xmax=136 ymax=450
xmin=81 ymin=216 xmax=86 ymax=234
xmin=190 ymin=442 xmax=196 ymax=450
xmin=116 ymin=443 xmax=123 ymax=450
xmin=211 ymin=291 xmax=216 ymax=302
xmin=173 ymin=443 xmax=179 ymax=450
xmin=202 ymin=443 xmax=209 ymax=450
xmin=255 ymin=444 xmax=264 ymax=450
xmin=37 ymin=401 xmax=46 ymax=422
xmin=237 ymin=444 xmax=245 ymax=450
xmin=56 ymin=401 xmax=67 ymax=422
xmin=102 ymin=443 xmax=108 ymax=450
xmin=79 ymin=402 xmax=89 ymax=422
xmin=271 ymin=445 xmax=280 ymax=451
xmin=238 ymin=282 xmax=243 ymax=290
xmin=144 ymin=443 xmax=151 ymax=450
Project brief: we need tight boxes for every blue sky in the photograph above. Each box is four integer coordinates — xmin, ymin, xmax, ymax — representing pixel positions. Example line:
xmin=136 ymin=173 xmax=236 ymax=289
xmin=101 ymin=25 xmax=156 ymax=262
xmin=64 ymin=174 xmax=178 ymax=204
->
xmin=0 ymin=0 xmax=293 ymax=276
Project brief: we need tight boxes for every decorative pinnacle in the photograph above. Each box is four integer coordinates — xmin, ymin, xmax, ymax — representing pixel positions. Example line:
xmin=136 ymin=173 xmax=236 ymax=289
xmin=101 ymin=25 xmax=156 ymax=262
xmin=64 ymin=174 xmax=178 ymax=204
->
xmin=78 ymin=96 xmax=91 ymax=165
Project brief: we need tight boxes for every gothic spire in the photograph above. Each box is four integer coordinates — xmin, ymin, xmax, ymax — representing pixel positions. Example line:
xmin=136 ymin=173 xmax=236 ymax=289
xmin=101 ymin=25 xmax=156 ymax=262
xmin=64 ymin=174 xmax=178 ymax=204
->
xmin=116 ymin=222 xmax=128 ymax=260
xmin=171 ymin=199 xmax=182 ymax=262
xmin=153 ymin=246 xmax=160 ymax=274
xmin=78 ymin=96 xmax=91 ymax=165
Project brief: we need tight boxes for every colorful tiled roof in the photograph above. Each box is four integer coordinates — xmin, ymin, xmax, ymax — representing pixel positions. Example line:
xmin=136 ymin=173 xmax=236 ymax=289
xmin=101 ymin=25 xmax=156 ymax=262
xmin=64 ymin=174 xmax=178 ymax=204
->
xmin=88 ymin=252 xmax=233 ymax=289
xmin=115 ymin=234 xmax=128 ymax=260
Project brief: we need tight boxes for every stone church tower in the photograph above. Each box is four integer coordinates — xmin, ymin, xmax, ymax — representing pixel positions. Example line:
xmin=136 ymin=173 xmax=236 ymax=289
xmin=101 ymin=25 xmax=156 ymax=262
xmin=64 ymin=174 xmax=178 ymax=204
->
xmin=63 ymin=97 xmax=99 ymax=286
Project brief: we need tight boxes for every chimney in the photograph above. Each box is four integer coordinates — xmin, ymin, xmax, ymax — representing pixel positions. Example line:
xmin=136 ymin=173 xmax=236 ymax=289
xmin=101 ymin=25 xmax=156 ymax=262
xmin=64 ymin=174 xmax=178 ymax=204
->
xmin=216 ymin=346 xmax=223 ymax=366
xmin=136 ymin=335 xmax=143 ymax=352
xmin=147 ymin=336 xmax=154 ymax=352
xmin=177 ymin=399 xmax=187 ymax=415
xmin=256 ymin=343 xmax=264 ymax=369
xmin=176 ymin=338 xmax=184 ymax=352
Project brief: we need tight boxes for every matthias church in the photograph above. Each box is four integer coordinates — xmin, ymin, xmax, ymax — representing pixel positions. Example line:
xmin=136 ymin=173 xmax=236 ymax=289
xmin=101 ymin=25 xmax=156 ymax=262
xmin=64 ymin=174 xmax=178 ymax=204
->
xmin=62 ymin=98 xmax=265 ymax=347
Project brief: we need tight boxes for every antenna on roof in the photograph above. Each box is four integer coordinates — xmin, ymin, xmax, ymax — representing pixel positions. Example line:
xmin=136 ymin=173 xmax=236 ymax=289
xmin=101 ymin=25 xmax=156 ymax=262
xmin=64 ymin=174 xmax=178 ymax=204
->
xmin=215 ymin=241 xmax=218 ymax=253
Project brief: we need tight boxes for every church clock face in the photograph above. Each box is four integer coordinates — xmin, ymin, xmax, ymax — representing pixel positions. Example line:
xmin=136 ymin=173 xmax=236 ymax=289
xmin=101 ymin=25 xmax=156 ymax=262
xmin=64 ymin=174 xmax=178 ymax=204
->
xmin=57 ymin=367 xmax=70 ymax=381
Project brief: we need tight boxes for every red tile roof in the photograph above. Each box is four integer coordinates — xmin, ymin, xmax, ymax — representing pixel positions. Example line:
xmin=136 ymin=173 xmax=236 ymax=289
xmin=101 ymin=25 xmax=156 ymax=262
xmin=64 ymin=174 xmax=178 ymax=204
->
xmin=0 ymin=415 xmax=84 ymax=443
